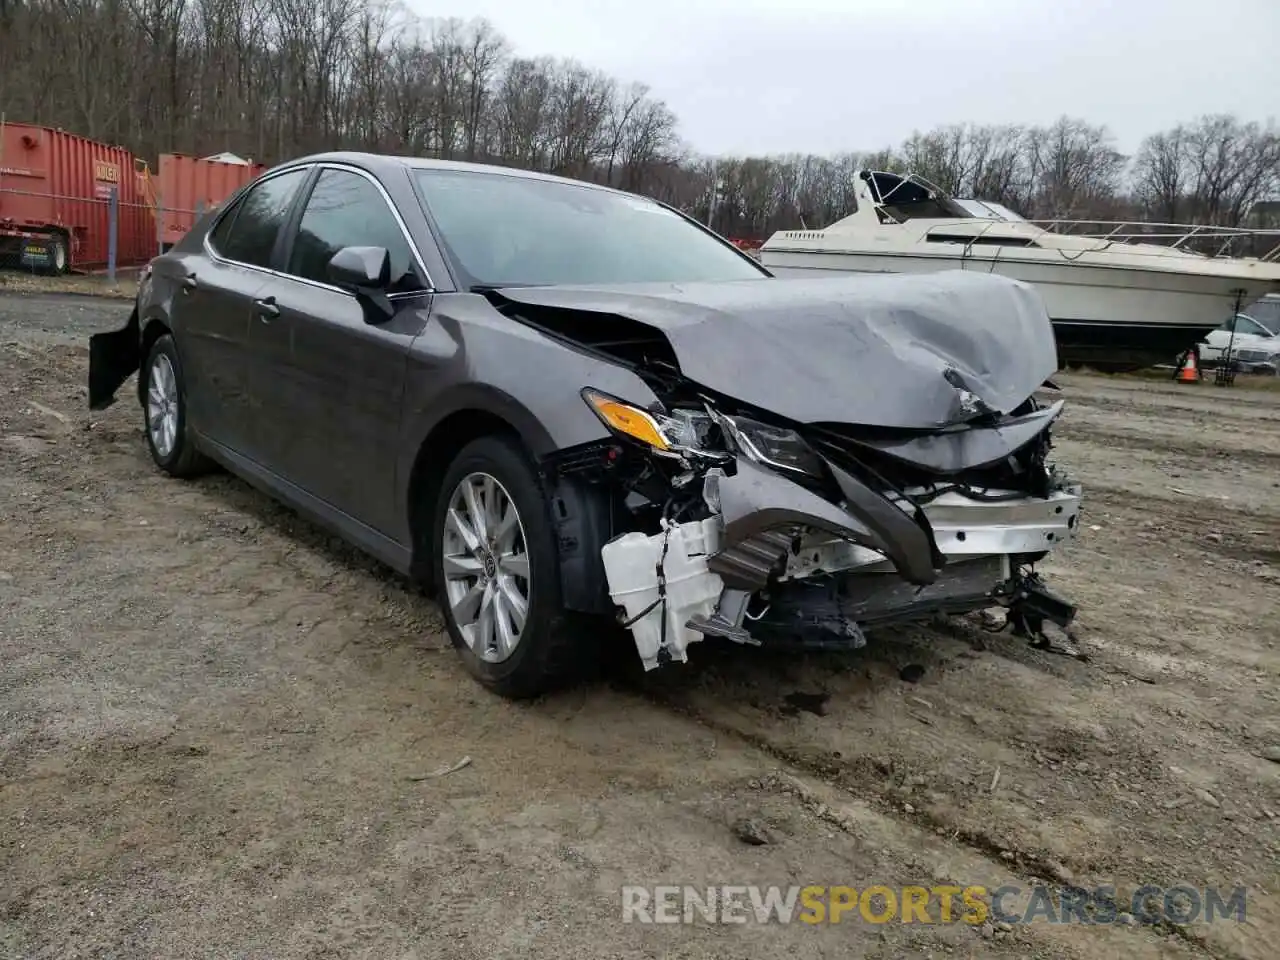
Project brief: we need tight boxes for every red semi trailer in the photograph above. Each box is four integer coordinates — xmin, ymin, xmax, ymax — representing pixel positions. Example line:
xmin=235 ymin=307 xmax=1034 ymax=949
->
xmin=146 ymin=152 xmax=267 ymax=251
xmin=0 ymin=122 xmax=155 ymax=273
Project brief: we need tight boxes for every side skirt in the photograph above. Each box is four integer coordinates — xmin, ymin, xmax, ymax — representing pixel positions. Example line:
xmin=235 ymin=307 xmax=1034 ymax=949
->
xmin=196 ymin=433 xmax=414 ymax=578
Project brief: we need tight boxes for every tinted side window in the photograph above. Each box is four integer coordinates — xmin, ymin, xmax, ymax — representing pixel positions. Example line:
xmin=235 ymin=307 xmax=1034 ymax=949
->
xmin=287 ymin=169 xmax=423 ymax=293
xmin=213 ymin=169 xmax=309 ymax=268
xmin=208 ymin=196 xmax=244 ymax=252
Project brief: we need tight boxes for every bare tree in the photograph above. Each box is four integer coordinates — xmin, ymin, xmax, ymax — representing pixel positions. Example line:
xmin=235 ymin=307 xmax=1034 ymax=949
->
xmin=1024 ymin=117 xmax=1127 ymax=219
xmin=1182 ymin=115 xmax=1280 ymax=226
xmin=1133 ymin=128 xmax=1188 ymax=222
xmin=0 ymin=1 xmax=1275 ymax=238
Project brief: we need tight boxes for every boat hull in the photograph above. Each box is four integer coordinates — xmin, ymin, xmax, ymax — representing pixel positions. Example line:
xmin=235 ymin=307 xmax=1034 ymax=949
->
xmin=762 ymin=251 xmax=1279 ymax=370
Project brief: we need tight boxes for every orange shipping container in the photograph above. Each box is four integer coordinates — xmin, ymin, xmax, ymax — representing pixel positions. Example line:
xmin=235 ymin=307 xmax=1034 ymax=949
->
xmin=0 ymin=122 xmax=155 ymax=272
xmin=152 ymin=152 xmax=267 ymax=250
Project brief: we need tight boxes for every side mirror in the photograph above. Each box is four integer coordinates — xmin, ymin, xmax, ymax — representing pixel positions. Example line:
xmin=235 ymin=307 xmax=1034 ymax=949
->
xmin=327 ymin=246 xmax=394 ymax=322
xmin=327 ymin=245 xmax=391 ymax=289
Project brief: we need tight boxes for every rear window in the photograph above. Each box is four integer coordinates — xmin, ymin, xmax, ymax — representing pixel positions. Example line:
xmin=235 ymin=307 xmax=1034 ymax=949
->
xmin=413 ymin=169 xmax=766 ymax=289
xmin=209 ymin=169 xmax=309 ymax=268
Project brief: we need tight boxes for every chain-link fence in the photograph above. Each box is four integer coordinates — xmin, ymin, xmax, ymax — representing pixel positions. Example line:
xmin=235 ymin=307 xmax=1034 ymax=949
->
xmin=0 ymin=184 xmax=211 ymax=280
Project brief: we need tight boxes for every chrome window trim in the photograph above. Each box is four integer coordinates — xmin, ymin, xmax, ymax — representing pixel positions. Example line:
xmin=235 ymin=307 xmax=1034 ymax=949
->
xmin=203 ymin=161 xmax=436 ymax=297
xmin=203 ymin=164 xmax=313 ymax=270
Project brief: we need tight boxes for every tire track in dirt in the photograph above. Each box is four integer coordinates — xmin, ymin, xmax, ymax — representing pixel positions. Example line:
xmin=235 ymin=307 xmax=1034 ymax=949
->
xmin=1052 ymin=438 xmax=1280 ymax=521
xmin=1062 ymin=393 xmax=1280 ymax=428
xmin=626 ymin=625 xmax=1277 ymax=960
xmin=1056 ymin=373 xmax=1280 ymax=416
xmin=626 ymin=673 xmax=1241 ymax=960
xmin=1057 ymin=421 xmax=1280 ymax=470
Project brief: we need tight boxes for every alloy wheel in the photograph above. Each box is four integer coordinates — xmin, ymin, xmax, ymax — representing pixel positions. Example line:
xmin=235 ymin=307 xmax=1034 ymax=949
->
xmin=441 ymin=471 xmax=532 ymax=663
xmin=147 ymin=353 xmax=179 ymax=459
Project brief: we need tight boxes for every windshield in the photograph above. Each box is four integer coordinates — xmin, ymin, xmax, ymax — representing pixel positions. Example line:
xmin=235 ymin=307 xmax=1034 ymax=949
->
xmin=1247 ymin=297 xmax=1280 ymax=335
xmin=953 ymin=198 xmax=1027 ymax=222
xmin=953 ymin=199 xmax=1002 ymax=220
xmin=1225 ymin=314 xmax=1270 ymax=337
xmin=413 ymin=169 xmax=768 ymax=288
xmin=985 ymin=201 xmax=1026 ymax=222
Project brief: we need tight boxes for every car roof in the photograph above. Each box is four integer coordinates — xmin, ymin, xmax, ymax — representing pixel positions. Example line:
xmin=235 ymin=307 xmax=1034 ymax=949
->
xmin=270 ymin=151 xmax=641 ymax=199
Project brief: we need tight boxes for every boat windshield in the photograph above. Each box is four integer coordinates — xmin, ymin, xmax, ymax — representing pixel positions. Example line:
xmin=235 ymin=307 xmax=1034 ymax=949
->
xmin=953 ymin=198 xmax=1026 ymax=222
xmin=862 ymin=171 xmax=1024 ymax=223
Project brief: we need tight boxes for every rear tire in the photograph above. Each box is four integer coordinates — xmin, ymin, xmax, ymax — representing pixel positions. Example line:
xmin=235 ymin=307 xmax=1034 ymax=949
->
xmin=45 ymin=234 xmax=69 ymax=275
xmin=142 ymin=333 xmax=212 ymax=478
xmin=432 ymin=435 xmax=582 ymax=698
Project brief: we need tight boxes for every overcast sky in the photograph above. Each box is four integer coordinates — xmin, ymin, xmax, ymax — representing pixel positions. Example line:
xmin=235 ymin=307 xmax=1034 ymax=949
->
xmin=417 ymin=0 xmax=1279 ymax=158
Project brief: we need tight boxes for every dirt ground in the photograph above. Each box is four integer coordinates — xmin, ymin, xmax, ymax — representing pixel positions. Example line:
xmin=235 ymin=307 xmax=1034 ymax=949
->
xmin=0 ymin=270 xmax=138 ymax=301
xmin=1 ymin=291 xmax=1277 ymax=960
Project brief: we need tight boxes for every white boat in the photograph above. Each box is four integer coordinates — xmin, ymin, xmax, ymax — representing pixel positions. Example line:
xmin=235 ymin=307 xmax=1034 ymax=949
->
xmin=759 ymin=170 xmax=1280 ymax=371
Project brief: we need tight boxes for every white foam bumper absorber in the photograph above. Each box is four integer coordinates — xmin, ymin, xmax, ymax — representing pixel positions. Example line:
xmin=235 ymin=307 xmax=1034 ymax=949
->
xmin=600 ymin=518 xmax=725 ymax=670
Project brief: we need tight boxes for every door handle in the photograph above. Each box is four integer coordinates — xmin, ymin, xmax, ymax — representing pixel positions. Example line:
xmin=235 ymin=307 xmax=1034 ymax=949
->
xmin=253 ymin=296 xmax=280 ymax=321
xmin=181 ymin=273 xmax=197 ymax=292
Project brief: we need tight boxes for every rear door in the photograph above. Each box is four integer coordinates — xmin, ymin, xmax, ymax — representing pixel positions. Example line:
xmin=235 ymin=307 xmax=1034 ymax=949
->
xmin=252 ymin=164 xmax=433 ymax=535
xmin=181 ymin=167 xmax=311 ymax=458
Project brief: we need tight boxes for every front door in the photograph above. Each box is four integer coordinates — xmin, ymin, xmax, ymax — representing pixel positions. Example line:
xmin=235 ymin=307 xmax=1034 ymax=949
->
xmin=188 ymin=166 xmax=312 ymax=460
xmin=250 ymin=165 xmax=433 ymax=535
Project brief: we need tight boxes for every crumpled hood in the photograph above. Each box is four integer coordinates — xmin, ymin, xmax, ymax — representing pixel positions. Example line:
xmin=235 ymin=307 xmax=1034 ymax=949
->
xmin=493 ymin=270 xmax=1058 ymax=428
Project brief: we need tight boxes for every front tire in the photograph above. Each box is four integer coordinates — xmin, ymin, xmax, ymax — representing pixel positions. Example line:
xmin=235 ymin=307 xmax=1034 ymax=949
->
xmin=432 ymin=435 xmax=580 ymax=698
xmin=142 ymin=333 xmax=211 ymax=477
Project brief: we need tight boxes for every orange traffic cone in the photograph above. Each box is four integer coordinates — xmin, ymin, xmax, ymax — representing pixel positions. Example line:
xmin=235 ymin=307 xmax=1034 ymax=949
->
xmin=1177 ymin=347 xmax=1200 ymax=383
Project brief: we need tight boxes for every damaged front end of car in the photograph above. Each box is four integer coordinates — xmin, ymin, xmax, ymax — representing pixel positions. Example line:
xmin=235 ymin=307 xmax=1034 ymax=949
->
xmin=490 ymin=271 xmax=1083 ymax=670
xmin=548 ymin=376 xmax=1080 ymax=672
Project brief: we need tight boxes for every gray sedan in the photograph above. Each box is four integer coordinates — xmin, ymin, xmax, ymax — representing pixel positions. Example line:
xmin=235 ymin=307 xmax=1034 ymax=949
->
xmin=89 ymin=153 xmax=1083 ymax=698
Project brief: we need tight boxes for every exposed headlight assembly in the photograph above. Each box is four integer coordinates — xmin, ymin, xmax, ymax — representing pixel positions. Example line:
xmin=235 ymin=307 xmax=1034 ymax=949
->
xmin=581 ymin=388 xmax=824 ymax=479
xmin=716 ymin=414 xmax=826 ymax=478
xmin=581 ymin=389 xmax=727 ymax=461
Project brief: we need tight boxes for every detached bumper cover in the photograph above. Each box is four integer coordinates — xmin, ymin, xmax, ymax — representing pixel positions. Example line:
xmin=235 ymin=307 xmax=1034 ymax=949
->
xmin=601 ymin=452 xmax=1082 ymax=669
xmin=849 ymin=400 xmax=1066 ymax=474
xmin=709 ymin=457 xmax=1081 ymax=589
xmin=88 ymin=311 xmax=141 ymax=410
xmin=749 ymin=555 xmax=1012 ymax=650
xmin=709 ymin=456 xmax=941 ymax=591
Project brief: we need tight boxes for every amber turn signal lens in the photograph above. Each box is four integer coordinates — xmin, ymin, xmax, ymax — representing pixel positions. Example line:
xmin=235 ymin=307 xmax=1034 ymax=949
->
xmin=582 ymin=391 xmax=671 ymax=450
